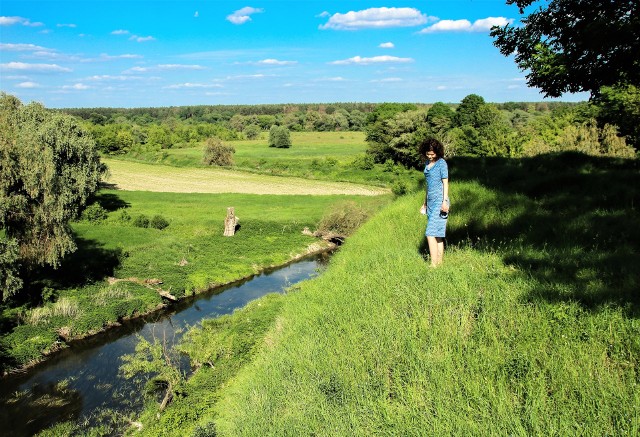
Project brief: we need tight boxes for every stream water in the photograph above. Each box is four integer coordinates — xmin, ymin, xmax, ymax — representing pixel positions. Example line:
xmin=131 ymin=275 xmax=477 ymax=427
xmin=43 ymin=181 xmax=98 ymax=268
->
xmin=0 ymin=252 xmax=331 ymax=436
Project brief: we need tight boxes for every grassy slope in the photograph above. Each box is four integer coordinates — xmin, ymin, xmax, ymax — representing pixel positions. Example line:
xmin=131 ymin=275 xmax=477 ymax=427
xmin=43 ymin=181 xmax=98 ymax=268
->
xmin=0 ymin=190 xmax=389 ymax=371
xmin=169 ymin=153 xmax=638 ymax=436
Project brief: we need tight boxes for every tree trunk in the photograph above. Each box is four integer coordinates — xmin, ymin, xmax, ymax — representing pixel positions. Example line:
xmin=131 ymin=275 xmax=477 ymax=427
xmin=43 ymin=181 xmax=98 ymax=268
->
xmin=223 ymin=207 xmax=238 ymax=236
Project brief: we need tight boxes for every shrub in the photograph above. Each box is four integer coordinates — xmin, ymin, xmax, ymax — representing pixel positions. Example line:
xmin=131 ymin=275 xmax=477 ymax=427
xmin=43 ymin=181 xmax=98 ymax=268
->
xmin=202 ymin=137 xmax=235 ymax=166
xmin=118 ymin=209 xmax=131 ymax=223
xmin=150 ymin=215 xmax=170 ymax=230
xmin=133 ymin=214 xmax=150 ymax=228
xmin=244 ymin=124 xmax=261 ymax=140
xmin=268 ymin=125 xmax=292 ymax=148
xmin=391 ymin=181 xmax=408 ymax=196
xmin=351 ymin=154 xmax=375 ymax=170
xmin=82 ymin=203 xmax=108 ymax=223
xmin=316 ymin=201 xmax=369 ymax=237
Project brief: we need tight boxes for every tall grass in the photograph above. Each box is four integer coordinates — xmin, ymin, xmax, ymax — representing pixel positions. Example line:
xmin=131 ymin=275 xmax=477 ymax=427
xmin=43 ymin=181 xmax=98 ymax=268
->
xmin=190 ymin=153 xmax=638 ymax=435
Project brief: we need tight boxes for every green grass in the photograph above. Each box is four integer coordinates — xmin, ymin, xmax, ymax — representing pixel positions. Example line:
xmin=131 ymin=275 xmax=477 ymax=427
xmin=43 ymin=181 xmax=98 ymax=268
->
xmin=0 ymin=189 xmax=390 ymax=372
xmin=119 ymin=131 xmax=416 ymax=187
xmin=124 ymin=152 xmax=638 ymax=436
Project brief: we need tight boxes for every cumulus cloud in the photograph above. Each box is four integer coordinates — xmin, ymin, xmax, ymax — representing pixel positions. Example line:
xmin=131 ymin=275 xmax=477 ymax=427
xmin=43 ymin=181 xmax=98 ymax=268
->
xmin=379 ymin=42 xmax=395 ymax=49
xmin=111 ymin=29 xmax=130 ymax=35
xmin=255 ymin=59 xmax=297 ymax=66
xmin=0 ymin=43 xmax=49 ymax=51
xmin=226 ymin=7 xmax=264 ymax=25
xmin=330 ymin=55 xmax=414 ymax=65
xmin=320 ymin=7 xmax=433 ymax=30
xmin=16 ymin=81 xmax=41 ymax=88
xmin=0 ymin=16 xmax=44 ymax=27
xmin=57 ymin=23 xmax=76 ymax=28
xmin=194 ymin=11 xmax=199 ymax=18
xmin=0 ymin=62 xmax=72 ymax=73
xmin=419 ymin=16 xmax=512 ymax=34
xmin=81 ymin=53 xmax=143 ymax=62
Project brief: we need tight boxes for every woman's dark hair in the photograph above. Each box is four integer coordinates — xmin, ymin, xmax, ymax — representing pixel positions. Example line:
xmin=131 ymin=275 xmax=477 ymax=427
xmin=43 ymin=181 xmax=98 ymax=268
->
xmin=418 ymin=138 xmax=445 ymax=159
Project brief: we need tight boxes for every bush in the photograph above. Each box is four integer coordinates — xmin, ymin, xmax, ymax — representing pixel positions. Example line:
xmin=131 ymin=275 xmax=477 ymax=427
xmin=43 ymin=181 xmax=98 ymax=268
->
xmin=150 ymin=215 xmax=170 ymax=230
xmin=391 ymin=181 xmax=408 ymax=196
xmin=316 ymin=201 xmax=369 ymax=237
xmin=133 ymin=214 xmax=149 ymax=228
xmin=268 ymin=125 xmax=292 ymax=148
xmin=118 ymin=209 xmax=131 ymax=223
xmin=244 ymin=124 xmax=261 ymax=140
xmin=82 ymin=203 xmax=108 ymax=223
xmin=351 ymin=154 xmax=375 ymax=170
xmin=203 ymin=137 xmax=235 ymax=166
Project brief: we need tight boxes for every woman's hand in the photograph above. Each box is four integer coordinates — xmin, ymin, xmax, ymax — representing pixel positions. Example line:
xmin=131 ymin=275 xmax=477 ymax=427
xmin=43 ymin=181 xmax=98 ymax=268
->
xmin=441 ymin=201 xmax=449 ymax=212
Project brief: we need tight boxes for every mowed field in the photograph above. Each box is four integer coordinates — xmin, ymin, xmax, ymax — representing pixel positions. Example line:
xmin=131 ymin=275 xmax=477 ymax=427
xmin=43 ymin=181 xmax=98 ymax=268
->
xmin=103 ymin=159 xmax=387 ymax=195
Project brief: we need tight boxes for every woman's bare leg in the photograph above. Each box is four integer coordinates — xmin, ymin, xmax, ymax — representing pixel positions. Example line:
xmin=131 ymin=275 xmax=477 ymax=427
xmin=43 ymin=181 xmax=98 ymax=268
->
xmin=427 ymin=236 xmax=439 ymax=267
xmin=436 ymin=237 xmax=445 ymax=265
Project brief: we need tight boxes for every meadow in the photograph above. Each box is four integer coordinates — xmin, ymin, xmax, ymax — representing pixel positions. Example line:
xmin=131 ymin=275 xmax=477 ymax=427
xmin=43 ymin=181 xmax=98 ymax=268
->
xmin=89 ymin=152 xmax=639 ymax=437
xmin=123 ymin=131 xmax=417 ymax=187
xmin=0 ymin=132 xmax=392 ymax=371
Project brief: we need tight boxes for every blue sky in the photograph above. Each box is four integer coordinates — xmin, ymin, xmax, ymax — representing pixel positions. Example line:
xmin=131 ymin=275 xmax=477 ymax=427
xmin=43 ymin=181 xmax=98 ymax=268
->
xmin=0 ymin=0 xmax=589 ymax=108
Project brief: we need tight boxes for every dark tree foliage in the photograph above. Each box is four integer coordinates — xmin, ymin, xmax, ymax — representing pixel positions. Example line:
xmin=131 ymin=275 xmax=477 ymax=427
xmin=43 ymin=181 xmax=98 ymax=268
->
xmin=592 ymin=84 xmax=640 ymax=150
xmin=491 ymin=0 xmax=639 ymax=97
xmin=0 ymin=94 xmax=104 ymax=299
xmin=454 ymin=94 xmax=486 ymax=127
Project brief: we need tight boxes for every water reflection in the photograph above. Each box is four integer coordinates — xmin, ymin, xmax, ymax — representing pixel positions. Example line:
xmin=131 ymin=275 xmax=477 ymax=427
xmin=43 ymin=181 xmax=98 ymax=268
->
xmin=0 ymin=253 xmax=330 ymax=436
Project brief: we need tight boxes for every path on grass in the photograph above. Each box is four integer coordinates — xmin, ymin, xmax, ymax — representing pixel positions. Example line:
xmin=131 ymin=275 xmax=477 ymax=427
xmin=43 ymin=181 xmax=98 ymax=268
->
xmin=103 ymin=159 xmax=388 ymax=196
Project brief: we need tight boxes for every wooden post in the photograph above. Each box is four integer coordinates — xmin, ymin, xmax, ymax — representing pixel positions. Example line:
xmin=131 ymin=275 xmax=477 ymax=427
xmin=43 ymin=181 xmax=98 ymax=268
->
xmin=224 ymin=207 xmax=239 ymax=236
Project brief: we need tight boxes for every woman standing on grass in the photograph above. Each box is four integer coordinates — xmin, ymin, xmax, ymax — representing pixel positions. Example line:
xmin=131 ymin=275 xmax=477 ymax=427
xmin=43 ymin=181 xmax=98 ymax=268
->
xmin=420 ymin=138 xmax=449 ymax=267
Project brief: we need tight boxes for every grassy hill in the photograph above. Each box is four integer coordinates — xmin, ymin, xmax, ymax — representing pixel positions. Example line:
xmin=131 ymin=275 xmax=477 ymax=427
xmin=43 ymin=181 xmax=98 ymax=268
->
xmin=122 ymin=153 xmax=638 ymax=436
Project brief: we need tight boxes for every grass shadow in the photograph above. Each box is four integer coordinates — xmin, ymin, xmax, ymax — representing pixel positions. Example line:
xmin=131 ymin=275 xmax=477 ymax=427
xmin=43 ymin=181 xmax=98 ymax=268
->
xmin=446 ymin=152 xmax=640 ymax=316
xmin=92 ymin=191 xmax=130 ymax=211
xmin=27 ymin=235 xmax=123 ymax=295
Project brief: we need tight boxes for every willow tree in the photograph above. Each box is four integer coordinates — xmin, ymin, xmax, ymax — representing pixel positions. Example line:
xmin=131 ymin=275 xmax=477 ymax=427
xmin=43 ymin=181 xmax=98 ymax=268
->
xmin=0 ymin=94 xmax=105 ymax=299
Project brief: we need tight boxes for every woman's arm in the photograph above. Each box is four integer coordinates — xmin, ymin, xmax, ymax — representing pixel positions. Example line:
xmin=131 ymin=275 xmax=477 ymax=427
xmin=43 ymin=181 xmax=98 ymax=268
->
xmin=441 ymin=178 xmax=449 ymax=212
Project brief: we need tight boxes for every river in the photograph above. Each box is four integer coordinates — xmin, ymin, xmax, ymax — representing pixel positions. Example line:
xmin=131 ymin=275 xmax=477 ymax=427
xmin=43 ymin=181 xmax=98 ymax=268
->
xmin=0 ymin=252 xmax=331 ymax=436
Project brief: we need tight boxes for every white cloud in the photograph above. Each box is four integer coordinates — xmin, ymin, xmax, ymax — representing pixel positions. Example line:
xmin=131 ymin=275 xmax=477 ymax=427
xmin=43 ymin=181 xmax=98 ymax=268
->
xmin=0 ymin=62 xmax=72 ymax=73
xmin=317 ymin=11 xmax=330 ymax=18
xmin=255 ymin=59 xmax=297 ymax=66
xmin=320 ymin=7 xmax=432 ymax=30
xmin=330 ymin=55 xmax=414 ymax=65
xmin=84 ymin=75 xmax=145 ymax=81
xmin=0 ymin=43 xmax=49 ymax=51
xmin=319 ymin=77 xmax=348 ymax=82
xmin=0 ymin=16 xmax=44 ymax=27
xmin=419 ymin=17 xmax=512 ymax=34
xmin=371 ymin=77 xmax=402 ymax=83
xmin=16 ymin=81 xmax=41 ymax=88
xmin=111 ymin=29 xmax=130 ymax=35
xmin=62 ymin=83 xmax=90 ymax=90
xmin=164 ymin=83 xmax=224 ymax=89
xmin=129 ymin=35 xmax=156 ymax=42
xmin=507 ymin=84 xmax=520 ymax=89
xmin=157 ymin=64 xmax=206 ymax=70
xmin=226 ymin=7 xmax=264 ymax=25
xmin=194 ymin=11 xmax=199 ymax=18
xmin=82 ymin=53 xmax=143 ymax=62
xmin=436 ymin=85 xmax=448 ymax=90
xmin=57 ymin=23 xmax=76 ymax=28
xmin=379 ymin=42 xmax=395 ymax=49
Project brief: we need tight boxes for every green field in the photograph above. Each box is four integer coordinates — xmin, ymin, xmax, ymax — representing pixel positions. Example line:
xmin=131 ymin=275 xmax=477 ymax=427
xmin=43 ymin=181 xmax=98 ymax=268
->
xmin=0 ymin=188 xmax=391 ymax=372
xmin=122 ymin=131 xmax=414 ymax=187
xmin=109 ymin=153 xmax=639 ymax=437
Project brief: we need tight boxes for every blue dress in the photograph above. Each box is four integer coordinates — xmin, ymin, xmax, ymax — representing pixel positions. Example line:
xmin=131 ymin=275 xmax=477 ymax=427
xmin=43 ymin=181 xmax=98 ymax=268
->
xmin=424 ymin=158 xmax=449 ymax=237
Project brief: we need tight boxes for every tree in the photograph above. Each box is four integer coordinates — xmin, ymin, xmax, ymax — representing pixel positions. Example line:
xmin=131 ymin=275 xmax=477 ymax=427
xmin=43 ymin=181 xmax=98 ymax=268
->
xmin=268 ymin=125 xmax=291 ymax=148
xmin=202 ymin=137 xmax=235 ymax=166
xmin=592 ymin=84 xmax=640 ymax=150
xmin=0 ymin=94 xmax=104 ymax=299
xmin=491 ymin=0 xmax=639 ymax=97
xmin=455 ymin=94 xmax=486 ymax=127
xmin=426 ymin=102 xmax=455 ymax=133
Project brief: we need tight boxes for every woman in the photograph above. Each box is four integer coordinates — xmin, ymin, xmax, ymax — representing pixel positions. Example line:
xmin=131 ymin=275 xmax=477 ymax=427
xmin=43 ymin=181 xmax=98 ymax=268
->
xmin=419 ymin=138 xmax=449 ymax=267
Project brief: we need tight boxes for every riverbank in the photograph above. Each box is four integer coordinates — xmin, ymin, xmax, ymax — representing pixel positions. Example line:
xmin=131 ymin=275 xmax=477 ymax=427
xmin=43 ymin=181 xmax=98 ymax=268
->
xmin=0 ymin=190 xmax=388 ymax=375
xmin=119 ymin=153 xmax=637 ymax=436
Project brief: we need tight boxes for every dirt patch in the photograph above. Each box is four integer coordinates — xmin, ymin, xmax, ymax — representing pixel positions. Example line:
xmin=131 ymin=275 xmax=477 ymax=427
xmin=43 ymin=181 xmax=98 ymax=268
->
xmin=103 ymin=159 xmax=388 ymax=196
